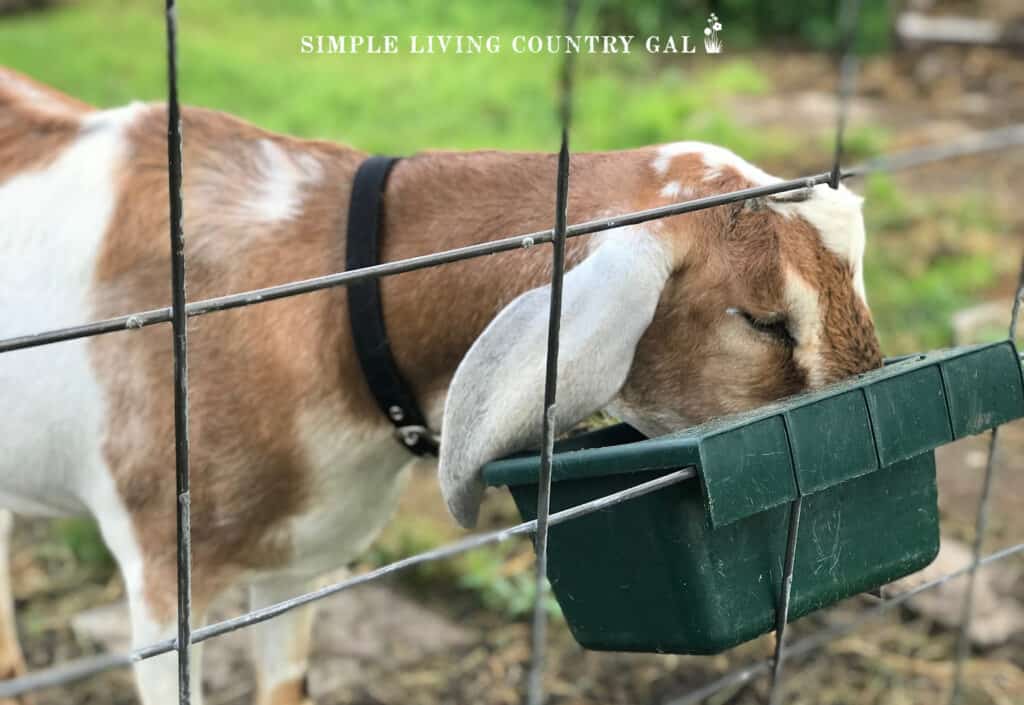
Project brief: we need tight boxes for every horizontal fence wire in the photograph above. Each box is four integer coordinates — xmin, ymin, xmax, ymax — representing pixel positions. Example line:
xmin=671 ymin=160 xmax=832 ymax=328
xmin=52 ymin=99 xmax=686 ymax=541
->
xmin=0 ymin=175 xmax=821 ymax=352
xmin=3 ymin=123 xmax=1024 ymax=356
xmin=0 ymin=468 xmax=695 ymax=698
xmin=664 ymin=540 xmax=1024 ymax=705
xmin=843 ymin=124 xmax=1024 ymax=177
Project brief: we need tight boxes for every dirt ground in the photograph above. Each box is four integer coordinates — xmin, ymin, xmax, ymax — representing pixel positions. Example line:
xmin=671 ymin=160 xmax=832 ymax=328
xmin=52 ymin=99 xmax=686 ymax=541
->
xmin=8 ymin=22 xmax=1024 ymax=705
xmin=10 ymin=421 xmax=1024 ymax=705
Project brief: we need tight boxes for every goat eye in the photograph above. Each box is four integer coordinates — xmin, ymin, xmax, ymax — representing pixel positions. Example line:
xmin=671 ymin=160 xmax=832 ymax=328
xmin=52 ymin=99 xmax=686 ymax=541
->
xmin=731 ymin=309 xmax=796 ymax=346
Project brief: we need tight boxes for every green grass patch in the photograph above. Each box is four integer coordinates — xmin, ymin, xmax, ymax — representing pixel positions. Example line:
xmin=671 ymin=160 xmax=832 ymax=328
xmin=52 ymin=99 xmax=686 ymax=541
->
xmin=863 ymin=174 xmax=1009 ymax=353
xmin=594 ymin=0 xmax=892 ymax=52
xmin=1 ymin=0 xmax=785 ymax=156
xmin=832 ymin=125 xmax=890 ymax=162
xmin=53 ymin=518 xmax=115 ymax=574
xmin=366 ymin=514 xmax=560 ymax=618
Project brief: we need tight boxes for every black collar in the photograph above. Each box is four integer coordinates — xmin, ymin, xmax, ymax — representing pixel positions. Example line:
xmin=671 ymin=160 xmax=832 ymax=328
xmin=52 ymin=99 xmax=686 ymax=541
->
xmin=346 ymin=156 xmax=439 ymax=456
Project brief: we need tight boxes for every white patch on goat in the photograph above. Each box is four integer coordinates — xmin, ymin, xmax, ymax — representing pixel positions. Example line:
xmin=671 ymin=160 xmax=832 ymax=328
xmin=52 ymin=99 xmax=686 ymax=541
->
xmin=653 ymin=141 xmax=779 ymax=186
xmin=659 ymin=181 xmax=698 ymax=201
xmin=654 ymin=142 xmax=868 ymax=304
xmin=0 ymin=104 xmax=141 ymax=517
xmin=0 ymin=97 xmax=179 ymax=704
xmin=277 ymin=402 xmax=412 ymax=579
xmin=769 ymin=184 xmax=867 ymax=302
xmin=86 ymin=461 xmax=195 ymax=705
xmin=81 ymin=102 xmax=145 ymax=131
xmin=659 ymin=181 xmax=682 ymax=199
xmin=247 ymin=572 xmax=321 ymax=701
xmin=242 ymin=138 xmax=322 ymax=223
xmin=783 ymin=268 xmax=826 ymax=388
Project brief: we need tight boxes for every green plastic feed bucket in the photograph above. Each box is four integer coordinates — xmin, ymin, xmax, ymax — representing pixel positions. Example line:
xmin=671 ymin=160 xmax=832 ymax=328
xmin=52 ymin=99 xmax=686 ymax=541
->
xmin=482 ymin=341 xmax=1024 ymax=654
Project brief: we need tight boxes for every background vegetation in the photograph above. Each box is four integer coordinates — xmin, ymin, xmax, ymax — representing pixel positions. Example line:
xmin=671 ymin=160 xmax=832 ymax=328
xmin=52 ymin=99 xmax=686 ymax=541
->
xmin=596 ymin=0 xmax=892 ymax=51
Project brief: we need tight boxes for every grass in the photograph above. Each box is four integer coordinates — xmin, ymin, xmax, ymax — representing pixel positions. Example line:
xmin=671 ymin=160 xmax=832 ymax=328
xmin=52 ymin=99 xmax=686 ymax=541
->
xmin=364 ymin=513 xmax=561 ymax=618
xmin=53 ymin=518 xmax=115 ymax=572
xmin=1 ymin=0 xmax=781 ymax=156
xmin=862 ymin=173 xmax=1010 ymax=353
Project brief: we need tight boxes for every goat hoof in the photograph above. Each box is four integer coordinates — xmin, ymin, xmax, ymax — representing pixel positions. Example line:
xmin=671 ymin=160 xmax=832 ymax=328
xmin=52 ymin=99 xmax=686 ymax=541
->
xmin=257 ymin=677 xmax=314 ymax=705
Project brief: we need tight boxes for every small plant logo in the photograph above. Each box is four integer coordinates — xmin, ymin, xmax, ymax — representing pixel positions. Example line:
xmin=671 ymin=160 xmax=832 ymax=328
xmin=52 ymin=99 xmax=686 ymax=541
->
xmin=704 ymin=13 xmax=723 ymax=54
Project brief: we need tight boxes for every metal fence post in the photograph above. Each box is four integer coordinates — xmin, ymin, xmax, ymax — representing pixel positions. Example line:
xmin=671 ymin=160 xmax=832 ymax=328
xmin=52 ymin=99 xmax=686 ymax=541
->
xmin=164 ymin=1 xmax=193 ymax=703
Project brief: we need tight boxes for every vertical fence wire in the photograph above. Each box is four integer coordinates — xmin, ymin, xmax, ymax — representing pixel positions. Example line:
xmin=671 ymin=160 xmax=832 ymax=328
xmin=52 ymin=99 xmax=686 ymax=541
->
xmin=527 ymin=1 xmax=580 ymax=703
xmin=767 ymin=2 xmax=863 ymax=700
xmin=949 ymin=254 xmax=1024 ymax=704
xmin=1011 ymin=256 xmax=1024 ymax=342
xmin=164 ymin=1 xmax=193 ymax=703
xmin=767 ymin=495 xmax=803 ymax=703
xmin=831 ymin=0 xmax=862 ymax=189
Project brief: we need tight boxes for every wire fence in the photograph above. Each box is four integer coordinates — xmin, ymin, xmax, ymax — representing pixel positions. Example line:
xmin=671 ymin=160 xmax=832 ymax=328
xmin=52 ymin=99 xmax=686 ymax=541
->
xmin=1 ymin=0 xmax=1024 ymax=704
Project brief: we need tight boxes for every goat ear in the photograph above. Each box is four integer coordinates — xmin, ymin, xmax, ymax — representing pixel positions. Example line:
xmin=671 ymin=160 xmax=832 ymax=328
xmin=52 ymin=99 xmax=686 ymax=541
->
xmin=438 ymin=232 xmax=670 ymax=527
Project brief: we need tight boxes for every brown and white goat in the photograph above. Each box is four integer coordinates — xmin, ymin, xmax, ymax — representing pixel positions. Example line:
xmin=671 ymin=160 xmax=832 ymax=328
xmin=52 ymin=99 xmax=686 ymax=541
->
xmin=0 ymin=67 xmax=882 ymax=705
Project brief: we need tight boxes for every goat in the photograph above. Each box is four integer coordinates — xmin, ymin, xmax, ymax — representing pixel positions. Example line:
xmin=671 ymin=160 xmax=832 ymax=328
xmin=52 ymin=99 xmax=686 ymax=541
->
xmin=0 ymin=67 xmax=882 ymax=705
